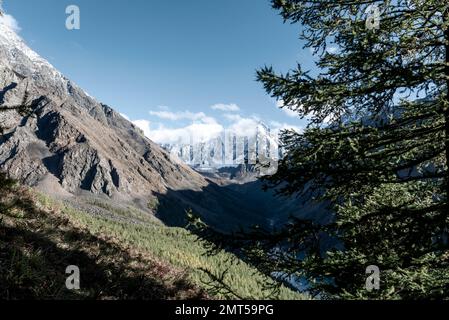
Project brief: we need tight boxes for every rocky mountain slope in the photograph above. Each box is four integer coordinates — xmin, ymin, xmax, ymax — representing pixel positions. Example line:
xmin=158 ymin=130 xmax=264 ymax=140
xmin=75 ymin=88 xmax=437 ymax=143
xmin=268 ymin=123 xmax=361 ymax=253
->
xmin=0 ymin=20 xmax=208 ymax=207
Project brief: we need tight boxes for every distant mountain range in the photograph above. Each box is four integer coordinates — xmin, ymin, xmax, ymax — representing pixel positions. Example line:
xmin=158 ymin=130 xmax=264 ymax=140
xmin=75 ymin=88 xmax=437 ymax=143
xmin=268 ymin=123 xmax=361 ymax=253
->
xmin=162 ymin=122 xmax=282 ymax=177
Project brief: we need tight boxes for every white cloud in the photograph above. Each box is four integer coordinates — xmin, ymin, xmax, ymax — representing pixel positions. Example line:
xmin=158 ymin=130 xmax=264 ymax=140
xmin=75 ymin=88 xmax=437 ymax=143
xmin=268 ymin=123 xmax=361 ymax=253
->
xmin=276 ymin=100 xmax=299 ymax=118
xmin=0 ymin=13 xmax=21 ymax=33
xmin=223 ymin=113 xmax=242 ymax=122
xmin=148 ymin=122 xmax=224 ymax=145
xmin=282 ymin=108 xmax=299 ymax=118
xmin=127 ymin=105 xmax=302 ymax=146
xmin=227 ymin=115 xmax=259 ymax=137
xmin=211 ymin=103 xmax=240 ymax=112
xmin=224 ymin=114 xmax=270 ymax=137
xmin=143 ymin=117 xmax=302 ymax=146
xmin=149 ymin=110 xmax=189 ymax=121
xmin=270 ymin=121 xmax=303 ymax=134
xmin=136 ymin=112 xmax=265 ymax=144
xmin=149 ymin=110 xmax=217 ymax=124
xmin=132 ymin=119 xmax=151 ymax=138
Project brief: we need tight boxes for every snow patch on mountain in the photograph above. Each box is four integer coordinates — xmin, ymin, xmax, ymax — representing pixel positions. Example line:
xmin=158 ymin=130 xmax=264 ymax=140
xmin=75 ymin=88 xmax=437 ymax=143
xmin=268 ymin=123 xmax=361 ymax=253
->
xmin=0 ymin=16 xmax=98 ymax=106
xmin=0 ymin=18 xmax=57 ymax=73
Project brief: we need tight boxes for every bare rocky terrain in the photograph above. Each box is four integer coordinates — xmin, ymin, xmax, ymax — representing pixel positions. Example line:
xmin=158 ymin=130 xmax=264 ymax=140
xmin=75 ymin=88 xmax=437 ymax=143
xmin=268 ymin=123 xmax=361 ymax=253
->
xmin=0 ymin=20 xmax=213 ymax=220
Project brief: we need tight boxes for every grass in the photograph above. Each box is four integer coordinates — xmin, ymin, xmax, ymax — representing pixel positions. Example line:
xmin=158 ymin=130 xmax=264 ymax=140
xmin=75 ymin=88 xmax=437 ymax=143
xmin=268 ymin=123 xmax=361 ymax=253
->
xmin=0 ymin=184 xmax=205 ymax=300
xmin=54 ymin=197 xmax=304 ymax=300
xmin=1 ymin=180 xmax=304 ymax=299
xmin=147 ymin=198 xmax=160 ymax=211
xmin=84 ymin=198 xmax=160 ymax=224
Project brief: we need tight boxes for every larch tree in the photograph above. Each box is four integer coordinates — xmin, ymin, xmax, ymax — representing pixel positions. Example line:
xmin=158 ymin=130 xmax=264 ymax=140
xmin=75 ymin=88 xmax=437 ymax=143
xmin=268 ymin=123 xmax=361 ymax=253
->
xmin=193 ymin=0 xmax=449 ymax=299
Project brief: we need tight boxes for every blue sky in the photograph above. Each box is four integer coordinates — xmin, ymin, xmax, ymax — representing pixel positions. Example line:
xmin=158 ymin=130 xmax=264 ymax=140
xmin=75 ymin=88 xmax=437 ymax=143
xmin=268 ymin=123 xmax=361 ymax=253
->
xmin=3 ymin=0 xmax=316 ymax=143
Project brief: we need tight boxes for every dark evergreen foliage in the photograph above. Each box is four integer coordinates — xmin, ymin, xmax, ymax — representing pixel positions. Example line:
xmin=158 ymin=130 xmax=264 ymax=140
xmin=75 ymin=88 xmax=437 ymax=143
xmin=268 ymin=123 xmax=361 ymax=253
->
xmin=192 ymin=0 xmax=449 ymax=299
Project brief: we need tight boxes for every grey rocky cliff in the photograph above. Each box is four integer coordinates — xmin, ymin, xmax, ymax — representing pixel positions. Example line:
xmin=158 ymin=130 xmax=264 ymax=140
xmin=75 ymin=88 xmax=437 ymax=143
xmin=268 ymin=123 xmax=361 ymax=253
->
xmin=0 ymin=20 xmax=207 ymax=202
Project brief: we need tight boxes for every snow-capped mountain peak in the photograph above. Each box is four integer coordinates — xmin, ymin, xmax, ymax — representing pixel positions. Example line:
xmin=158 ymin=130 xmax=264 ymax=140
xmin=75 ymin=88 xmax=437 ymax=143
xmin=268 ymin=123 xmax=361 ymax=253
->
xmin=0 ymin=16 xmax=60 ymax=75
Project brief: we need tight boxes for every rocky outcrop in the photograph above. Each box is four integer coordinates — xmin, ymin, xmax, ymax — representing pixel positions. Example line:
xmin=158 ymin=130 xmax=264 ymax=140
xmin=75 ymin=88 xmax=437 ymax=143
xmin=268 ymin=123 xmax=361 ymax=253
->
xmin=0 ymin=20 xmax=207 ymax=202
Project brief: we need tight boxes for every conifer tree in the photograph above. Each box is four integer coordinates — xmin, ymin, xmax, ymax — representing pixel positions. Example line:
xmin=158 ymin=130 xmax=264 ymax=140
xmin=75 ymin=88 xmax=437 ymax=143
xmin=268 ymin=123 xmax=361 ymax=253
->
xmin=193 ymin=0 xmax=449 ymax=299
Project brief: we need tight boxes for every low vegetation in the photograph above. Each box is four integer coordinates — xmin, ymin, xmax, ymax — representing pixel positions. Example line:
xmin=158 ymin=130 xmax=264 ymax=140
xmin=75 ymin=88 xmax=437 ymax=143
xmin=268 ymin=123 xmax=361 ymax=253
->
xmin=0 ymin=180 xmax=205 ymax=299
xmin=56 ymin=198 xmax=302 ymax=300
xmin=0 ymin=179 xmax=303 ymax=300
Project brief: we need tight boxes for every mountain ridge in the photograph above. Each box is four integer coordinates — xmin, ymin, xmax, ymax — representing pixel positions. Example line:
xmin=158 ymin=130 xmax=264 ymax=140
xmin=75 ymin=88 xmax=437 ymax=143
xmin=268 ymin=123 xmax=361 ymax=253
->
xmin=0 ymin=19 xmax=209 ymax=208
